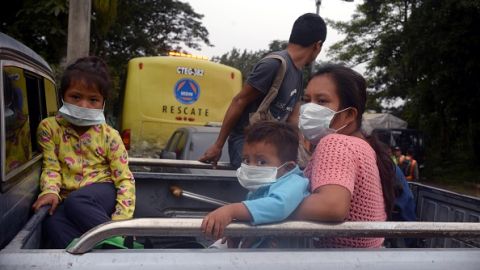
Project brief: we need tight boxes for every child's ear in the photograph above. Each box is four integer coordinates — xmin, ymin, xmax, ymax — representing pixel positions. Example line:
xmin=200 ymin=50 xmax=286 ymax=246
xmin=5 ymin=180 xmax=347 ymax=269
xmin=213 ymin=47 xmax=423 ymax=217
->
xmin=285 ymin=162 xmax=296 ymax=171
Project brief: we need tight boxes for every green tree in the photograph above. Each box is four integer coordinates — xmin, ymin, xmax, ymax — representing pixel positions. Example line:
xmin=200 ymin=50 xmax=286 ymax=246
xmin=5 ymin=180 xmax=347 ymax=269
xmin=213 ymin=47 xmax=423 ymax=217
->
xmin=402 ymin=0 xmax=480 ymax=170
xmin=214 ymin=40 xmax=330 ymax=89
xmin=328 ymin=0 xmax=417 ymax=104
xmin=212 ymin=48 xmax=264 ymax=80
xmin=89 ymin=0 xmax=212 ymax=123
xmin=329 ymin=0 xmax=480 ymax=182
xmin=91 ymin=0 xmax=211 ymax=70
xmin=1 ymin=0 xmax=211 ymax=125
xmin=212 ymin=40 xmax=288 ymax=80
xmin=0 ymin=0 xmax=68 ymax=64
xmin=1 ymin=0 xmax=211 ymax=66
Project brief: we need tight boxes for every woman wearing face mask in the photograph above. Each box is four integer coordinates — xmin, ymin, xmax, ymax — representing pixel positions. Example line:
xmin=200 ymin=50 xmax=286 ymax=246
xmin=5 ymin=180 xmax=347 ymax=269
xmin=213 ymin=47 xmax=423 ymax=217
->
xmin=31 ymin=56 xmax=135 ymax=248
xmin=295 ymin=64 xmax=395 ymax=248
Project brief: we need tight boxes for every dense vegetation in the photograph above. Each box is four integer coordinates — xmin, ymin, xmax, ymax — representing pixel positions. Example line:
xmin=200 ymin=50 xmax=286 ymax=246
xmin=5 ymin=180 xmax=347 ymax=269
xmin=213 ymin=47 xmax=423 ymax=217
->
xmin=327 ymin=0 xmax=480 ymax=186
xmin=0 ymin=0 xmax=211 ymax=122
xmin=215 ymin=1 xmax=480 ymax=189
xmin=1 ymin=0 xmax=479 ymax=188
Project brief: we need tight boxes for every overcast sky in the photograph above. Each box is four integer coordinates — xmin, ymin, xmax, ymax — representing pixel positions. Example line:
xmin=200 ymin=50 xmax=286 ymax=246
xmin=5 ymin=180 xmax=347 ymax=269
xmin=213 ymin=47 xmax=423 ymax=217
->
xmin=186 ymin=0 xmax=358 ymax=61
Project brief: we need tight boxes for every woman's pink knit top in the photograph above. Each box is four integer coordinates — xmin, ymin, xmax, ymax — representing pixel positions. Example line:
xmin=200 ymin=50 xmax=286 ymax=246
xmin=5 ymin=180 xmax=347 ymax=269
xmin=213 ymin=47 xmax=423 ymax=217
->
xmin=304 ymin=134 xmax=386 ymax=248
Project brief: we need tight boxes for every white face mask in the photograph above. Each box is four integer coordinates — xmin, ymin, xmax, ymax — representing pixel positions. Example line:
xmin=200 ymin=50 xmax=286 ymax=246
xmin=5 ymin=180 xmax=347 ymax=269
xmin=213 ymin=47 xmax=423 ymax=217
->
xmin=58 ymin=100 xmax=105 ymax=126
xmin=299 ymin=103 xmax=349 ymax=145
xmin=236 ymin=162 xmax=289 ymax=191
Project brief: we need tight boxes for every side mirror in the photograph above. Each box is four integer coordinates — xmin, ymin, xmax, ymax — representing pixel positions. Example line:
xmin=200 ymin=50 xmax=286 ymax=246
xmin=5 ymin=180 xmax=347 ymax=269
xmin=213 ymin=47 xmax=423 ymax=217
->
xmin=161 ymin=151 xmax=177 ymax=160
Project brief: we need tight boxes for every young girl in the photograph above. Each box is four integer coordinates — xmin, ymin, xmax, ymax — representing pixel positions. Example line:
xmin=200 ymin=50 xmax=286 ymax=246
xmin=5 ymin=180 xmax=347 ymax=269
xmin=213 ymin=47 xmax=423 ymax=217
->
xmin=294 ymin=64 xmax=395 ymax=248
xmin=32 ymin=56 xmax=135 ymax=248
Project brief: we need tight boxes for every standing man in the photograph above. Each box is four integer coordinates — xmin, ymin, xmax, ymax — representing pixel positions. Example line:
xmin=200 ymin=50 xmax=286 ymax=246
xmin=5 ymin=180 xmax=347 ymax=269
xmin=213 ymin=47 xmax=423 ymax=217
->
xmin=199 ymin=13 xmax=327 ymax=168
xmin=393 ymin=146 xmax=405 ymax=166
xmin=402 ymin=149 xmax=419 ymax=181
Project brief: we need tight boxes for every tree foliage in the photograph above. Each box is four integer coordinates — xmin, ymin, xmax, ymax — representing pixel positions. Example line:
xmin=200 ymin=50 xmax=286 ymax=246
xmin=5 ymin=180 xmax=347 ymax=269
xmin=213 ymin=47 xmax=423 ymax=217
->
xmin=329 ymin=0 xmax=480 ymax=179
xmin=0 ymin=0 xmax=68 ymax=64
xmin=213 ymin=40 xmax=329 ymax=92
xmin=0 ymin=0 xmax=211 ymax=68
xmin=89 ymin=0 xmax=212 ymax=120
xmin=212 ymin=40 xmax=288 ymax=80
xmin=1 ymin=0 xmax=211 ymax=125
xmin=91 ymin=0 xmax=211 ymax=70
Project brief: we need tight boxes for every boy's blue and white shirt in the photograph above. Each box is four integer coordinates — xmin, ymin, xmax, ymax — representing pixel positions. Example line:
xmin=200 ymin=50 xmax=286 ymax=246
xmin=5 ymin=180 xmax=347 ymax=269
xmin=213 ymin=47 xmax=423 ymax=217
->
xmin=242 ymin=165 xmax=309 ymax=225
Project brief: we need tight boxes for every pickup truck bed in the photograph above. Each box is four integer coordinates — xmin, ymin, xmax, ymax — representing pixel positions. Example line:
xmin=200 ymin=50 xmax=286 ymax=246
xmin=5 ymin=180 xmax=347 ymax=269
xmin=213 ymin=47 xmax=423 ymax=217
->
xmin=1 ymin=159 xmax=479 ymax=269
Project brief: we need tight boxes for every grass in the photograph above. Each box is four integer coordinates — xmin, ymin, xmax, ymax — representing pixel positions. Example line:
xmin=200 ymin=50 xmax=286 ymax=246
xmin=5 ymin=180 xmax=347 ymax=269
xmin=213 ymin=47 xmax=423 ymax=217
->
xmin=421 ymin=163 xmax=480 ymax=197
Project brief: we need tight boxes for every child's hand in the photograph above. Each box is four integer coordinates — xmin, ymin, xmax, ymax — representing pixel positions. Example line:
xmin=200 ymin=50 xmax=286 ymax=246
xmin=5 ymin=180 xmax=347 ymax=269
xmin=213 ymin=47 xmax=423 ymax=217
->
xmin=201 ymin=205 xmax=235 ymax=240
xmin=32 ymin=193 xmax=60 ymax=215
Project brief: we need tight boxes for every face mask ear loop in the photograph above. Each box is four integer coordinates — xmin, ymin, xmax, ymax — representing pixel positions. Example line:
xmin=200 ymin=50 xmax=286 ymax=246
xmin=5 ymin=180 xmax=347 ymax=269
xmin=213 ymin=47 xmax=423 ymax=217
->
xmin=335 ymin=124 xmax=349 ymax=133
xmin=330 ymin=107 xmax=352 ymax=129
xmin=278 ymin=161 xmax=296 ymax=172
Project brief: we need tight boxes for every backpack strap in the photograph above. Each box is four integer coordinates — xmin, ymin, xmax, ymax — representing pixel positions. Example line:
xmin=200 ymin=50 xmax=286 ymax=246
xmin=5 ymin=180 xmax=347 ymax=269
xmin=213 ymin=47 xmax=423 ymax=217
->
xmin=254 ymin=54 xmax=287 ymax=117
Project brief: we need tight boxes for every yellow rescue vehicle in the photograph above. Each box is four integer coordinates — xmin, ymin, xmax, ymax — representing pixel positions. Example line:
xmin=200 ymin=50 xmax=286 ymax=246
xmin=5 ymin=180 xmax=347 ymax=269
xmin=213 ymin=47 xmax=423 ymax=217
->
xmin=121 ymin=53 xmax=242 ymax=156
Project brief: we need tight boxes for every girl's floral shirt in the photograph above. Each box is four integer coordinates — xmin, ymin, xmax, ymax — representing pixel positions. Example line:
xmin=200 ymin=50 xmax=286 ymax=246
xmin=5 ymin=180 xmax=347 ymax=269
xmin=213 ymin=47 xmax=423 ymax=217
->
xmin=37 ymin=115 xmax=135 ymax=220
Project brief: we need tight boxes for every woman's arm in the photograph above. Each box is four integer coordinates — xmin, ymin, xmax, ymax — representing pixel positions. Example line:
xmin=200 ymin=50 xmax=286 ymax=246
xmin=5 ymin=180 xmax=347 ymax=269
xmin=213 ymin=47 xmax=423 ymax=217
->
xmin=295 ymin=135 xmax=358 ymax=222
xmin=293 ymin=184 xmax=351 ymax=221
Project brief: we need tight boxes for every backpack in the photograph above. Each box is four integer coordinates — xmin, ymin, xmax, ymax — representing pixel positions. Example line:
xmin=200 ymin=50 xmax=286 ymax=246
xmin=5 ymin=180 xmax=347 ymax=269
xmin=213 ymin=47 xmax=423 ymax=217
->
xmin=248 ymin=54 xmax=287 ymax=124
xmin=248 ymin=54 xmax=310 ymax=168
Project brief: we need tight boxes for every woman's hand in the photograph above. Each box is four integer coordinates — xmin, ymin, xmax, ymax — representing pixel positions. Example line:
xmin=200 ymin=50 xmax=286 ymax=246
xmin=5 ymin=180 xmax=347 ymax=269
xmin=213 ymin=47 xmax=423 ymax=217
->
xmin=32 ymin=193 xmax=60 ymax=215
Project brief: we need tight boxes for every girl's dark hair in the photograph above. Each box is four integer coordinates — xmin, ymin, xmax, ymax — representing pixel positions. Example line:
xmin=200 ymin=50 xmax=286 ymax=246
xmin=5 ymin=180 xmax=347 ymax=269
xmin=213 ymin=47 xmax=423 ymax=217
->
xmin=60 ymin=56 xmax=111 ymax=100
xmin=311 ymin=64 xmax=396 ymax=217
xmin=245 ymin=121 xmax=299 ymax=163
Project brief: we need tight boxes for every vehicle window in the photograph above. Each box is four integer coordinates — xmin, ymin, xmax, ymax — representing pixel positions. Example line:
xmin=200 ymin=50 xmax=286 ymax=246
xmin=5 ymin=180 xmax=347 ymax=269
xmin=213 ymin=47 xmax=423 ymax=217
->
xmin=165 ymin=131 xmax=182 ymax=152
xmin=25 ymin=72 xmax=47 ymax=153
xmin=43 ymin=78 xmax=58 ymax=116
xmin=3 ymin=66 xmax=50 ymax=176
xmin=190 ymin=131 xmax=229 ymax=162
xmin=175 ymin=132 xmax=187 ymax=159
xmin=3 ymin=68 xmax=32 ymax=174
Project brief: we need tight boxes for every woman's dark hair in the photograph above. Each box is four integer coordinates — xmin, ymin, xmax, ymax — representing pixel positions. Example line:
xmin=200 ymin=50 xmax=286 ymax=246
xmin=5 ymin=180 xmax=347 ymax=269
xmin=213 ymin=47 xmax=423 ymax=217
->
xmin=60 ymin=56 xmax=111 ymax=100
xmin=245 ymin=121 xmax=299 ymax=163
xmin=311 ymin=64 xmax=396 ymax=217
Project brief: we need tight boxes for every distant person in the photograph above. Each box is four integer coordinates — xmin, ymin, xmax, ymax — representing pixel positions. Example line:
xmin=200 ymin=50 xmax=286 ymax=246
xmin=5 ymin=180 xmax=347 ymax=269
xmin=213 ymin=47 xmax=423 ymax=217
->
xmin=292 ymin=64 xmax=395 ymax=248
xmin=380 ymin=144 xmax=416 ymax=222
xmin=393 ymin=146 xmax=405 ymax=166
xmin=202 ymin=121 xmax=309 ymax=248
xmin=401 ymin=149 xmax=419 ymax=181
xmin=199 ymin=13 xmax=327 ymax=168
xmin=388 ymin=147 xmax=397 ymax=165
xmin=32 ymin=56 xmax=136 ymax=248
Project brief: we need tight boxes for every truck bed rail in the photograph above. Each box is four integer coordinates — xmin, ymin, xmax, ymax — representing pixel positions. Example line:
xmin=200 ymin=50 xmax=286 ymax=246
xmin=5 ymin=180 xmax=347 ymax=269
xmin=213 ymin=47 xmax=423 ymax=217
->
xmin=67 ymin=218 xmax=480 ymax=254
xmin=129 ymin=158 xmax=233 ymax=170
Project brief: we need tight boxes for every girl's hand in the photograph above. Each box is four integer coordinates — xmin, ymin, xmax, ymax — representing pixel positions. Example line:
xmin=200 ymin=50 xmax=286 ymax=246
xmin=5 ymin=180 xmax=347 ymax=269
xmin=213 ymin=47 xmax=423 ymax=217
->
xmin=32 ymin=193 xmax=60 ymax=215
xmin=201 ymin=205 xmax=234 ymax=240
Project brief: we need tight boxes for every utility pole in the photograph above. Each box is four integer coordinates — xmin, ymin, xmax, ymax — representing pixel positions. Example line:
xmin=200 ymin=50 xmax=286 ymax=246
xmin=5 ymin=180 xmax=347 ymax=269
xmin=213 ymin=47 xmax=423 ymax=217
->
xmin=311 ymin=0 xmax=322 ymax=76
xmin=66 ymin=0 xmax=91 ymax=64
xmin=311 ymin=0 xmax=354 ymax=76
xmin=316 ymin=0 xmax=322 ymax=15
